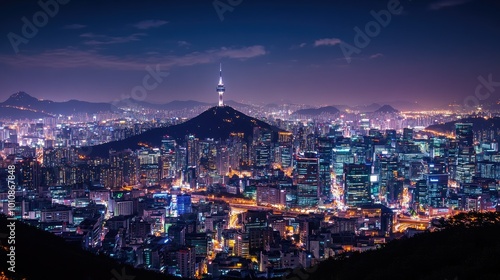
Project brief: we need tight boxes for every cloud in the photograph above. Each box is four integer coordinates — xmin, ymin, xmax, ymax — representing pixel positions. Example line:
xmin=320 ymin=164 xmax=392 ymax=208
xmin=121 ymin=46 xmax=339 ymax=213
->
xmin=314 ymin=38 xmax=342 ymax=47
xmin=0 ymin=46 xmax=267 ymax=71
xmin=370 ymin=53 xmax=384 ymax=59
xmin=63 ymin=24 xmax=86 ymax=29
xmin=290 ymin=42 xmax=307 ymax=50
xmin=133 ymin=20 xmax=168 ymax=29
xmin=177 ymin=40 xmax=191 ymax=47
xmin=428 ymin=0 xmax=473 ymax=10
xmin=80 ymin=33 xmax=146 ymax=46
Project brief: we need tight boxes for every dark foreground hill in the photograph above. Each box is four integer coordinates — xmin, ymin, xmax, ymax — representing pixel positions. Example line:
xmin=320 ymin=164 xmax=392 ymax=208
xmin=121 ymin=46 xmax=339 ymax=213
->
xmin=279 ymin=212 xmax=500 ymax=280
xmin=1 ymin=212 xmax=500 ymax=280
xmin=426 ymin=116 xmax=500 ymax=134
xmin=87 ymin=106 xmax=282 ymax=157
xmin=0 ymin=215 xmax=181 ymax=280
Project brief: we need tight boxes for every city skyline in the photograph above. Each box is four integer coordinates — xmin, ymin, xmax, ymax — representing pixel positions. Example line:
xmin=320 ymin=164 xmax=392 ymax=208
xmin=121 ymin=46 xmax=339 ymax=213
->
xmin=1 ymin=0 xmax=499 ymax=108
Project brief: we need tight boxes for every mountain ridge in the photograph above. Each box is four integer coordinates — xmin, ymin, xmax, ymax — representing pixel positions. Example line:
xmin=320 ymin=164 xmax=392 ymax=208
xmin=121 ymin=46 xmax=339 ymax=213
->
xmin=86 ymin=105 xmax=283 ymax=157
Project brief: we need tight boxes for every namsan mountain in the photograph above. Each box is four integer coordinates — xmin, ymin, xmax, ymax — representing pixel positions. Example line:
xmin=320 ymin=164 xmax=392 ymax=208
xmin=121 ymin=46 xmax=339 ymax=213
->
xmin=86 ymin=105 xmax=283 ymax=157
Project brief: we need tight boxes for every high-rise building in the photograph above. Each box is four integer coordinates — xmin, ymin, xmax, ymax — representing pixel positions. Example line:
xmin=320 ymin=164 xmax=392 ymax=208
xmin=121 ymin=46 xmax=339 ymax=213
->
xmin=455 ymin=123 xmax=476 ymax=183
xmin=426 ymin=162 xmax=448 ymax=208
xmin=317 ymin=137 xmax=333 ymax=199
xmin=19 ymin=157 xmax=41 ymax=191
xmin=455 ymin=123 xmax=474 ymax=147
xmin=176 ymin=247 xmax=196 ymax=278
xmin=160 ymin=137 xmax=177 ymax=179
xmin=110 ymin=150 xmax=138 ymax=188
xmin=277 ymin=131 xmax=293 ymax=169
xmin=344 ymin=164 xmax=372 ymax=207
xmin=403 ymin=128 xmax=414 ymax=141
xmin=296 ymin=152 xmax=320 ymax=207
xmin=332 ymin=138 xmax=353 ymax=186
xmin=186 ymin=135 xmax=199 ymax=169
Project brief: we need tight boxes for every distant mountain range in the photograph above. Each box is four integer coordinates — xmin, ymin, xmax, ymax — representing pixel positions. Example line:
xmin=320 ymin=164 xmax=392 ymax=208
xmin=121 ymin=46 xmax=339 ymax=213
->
xmin=293 ymin=106 xmax=340 ymax=116
xmin=0 ymin=92 xmax=116 ymax=118
xmin=0 ymin=92 xmax=260 ymax=119
xmin=350 ymin=103 xmax=382 ymax=112
xmin=87 ymin=105 xmax=283 ymax=157
xmin=291 ymin=104 xmax=400 ymax=116
xmin=5 ymin=92 xmax=488 ymax=121
xmin=374 ymin=104 xmax=399 ymax=114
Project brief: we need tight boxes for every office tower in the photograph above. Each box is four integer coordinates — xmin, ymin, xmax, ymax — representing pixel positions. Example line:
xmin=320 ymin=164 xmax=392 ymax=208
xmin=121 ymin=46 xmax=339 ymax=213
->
xmin=19 ymin=157 xmax=41 ymax=191
xmin=426 ymin=162 xmax=448 ymax=208
xmin=160 ymin=136 xmax=177 ymax=179
xmin=198 ymin=138 xmax=218 ymax=175
xmin=253 ymin=127 xmax=273 ymax=168
xmin=317 ymin=137 xmax=333 ymax=199
xmin=254 ymin=144 xmax=271 ymax=167
xmin=277 ymin=131 xmax=293 ymax=168
xmin=185 ymin=233 xmax=210 ymax=258
xmin=110 ymin=150 xmax=138 ymax=188
xmin=332 ymin=137 xmax=353 ymax=186
xmin=344 ymin=163 xmax=372 ymax=207
xmin=455 ymin=123 xmax=474 ymax=147
xmin=415 ymin=179 xmax=428 ymax=209
xmin=430 ymin=136 xmax=447 ymax=158
xmin=176 ymin=247 xmax=196 ymax=278
xmin=235 ymin=231 xmax=250 ymax=258
xmin=455 ymin=123 xmax=476 ymax=183
xmin=377 ymin=153 xmax=399 ymax=202
xmin=403 ymin=128 xmax=414 ymax=141
xmin=138 ymin=148 xmax=161 ymax=187
xmin=296 ymin=152 xmax=320 ymax=207
xmin=186 ymin=134 xmax=199 ymax=169
xmin=228 ymin=133 xmax=249 ymax=169
xmin=177 ymin=194 xmax=192 ymax=215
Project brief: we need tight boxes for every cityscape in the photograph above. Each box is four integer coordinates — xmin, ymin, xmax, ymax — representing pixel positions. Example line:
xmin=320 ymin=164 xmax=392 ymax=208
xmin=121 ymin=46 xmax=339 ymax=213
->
xmin=1 ymin=0 xmax=500 ymax=280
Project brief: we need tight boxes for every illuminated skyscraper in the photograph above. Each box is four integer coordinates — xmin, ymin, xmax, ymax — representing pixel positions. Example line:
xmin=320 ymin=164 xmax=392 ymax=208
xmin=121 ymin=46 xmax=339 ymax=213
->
xmin=455 ymin=123 xmax=476 ymax=183
xmin=344 ymin=163 xmax=372 ymax=207
xmin=296 ymin=152 xmax=320 ymax=207
xmin=216 ymin=63 xmax=225 ymax=106
xmin=317 ymin=137 xmax=333 ymax=199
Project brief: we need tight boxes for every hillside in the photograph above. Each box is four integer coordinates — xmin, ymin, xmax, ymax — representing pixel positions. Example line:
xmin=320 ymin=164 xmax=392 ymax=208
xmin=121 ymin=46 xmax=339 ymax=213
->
xmin=282 ymin=211 xmax=500 ymax=280
xmin=426 ymin=116 xmax=500 ymax=134
xmin=87 ymin=106 xmax=283 ymax=157
xmin=1 ymin=213 xmax=499 ymax=280
xmin=0 ymin=215 xmax=182 ymax=280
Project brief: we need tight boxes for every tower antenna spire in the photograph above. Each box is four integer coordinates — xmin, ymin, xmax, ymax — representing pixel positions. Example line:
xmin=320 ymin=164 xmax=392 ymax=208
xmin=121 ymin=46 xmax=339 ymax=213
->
xmin=217 ymin=63 xmax=225 ymax=106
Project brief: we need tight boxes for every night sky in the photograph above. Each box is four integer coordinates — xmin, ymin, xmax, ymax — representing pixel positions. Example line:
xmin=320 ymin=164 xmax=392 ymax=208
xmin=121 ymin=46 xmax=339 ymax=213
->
xmin=0 ymin=0 xmax=499 ymax=108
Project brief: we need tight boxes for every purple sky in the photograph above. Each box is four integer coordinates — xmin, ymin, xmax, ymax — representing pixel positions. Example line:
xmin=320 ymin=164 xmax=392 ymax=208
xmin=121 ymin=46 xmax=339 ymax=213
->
xmin=1 ymin=0 xmax=499 ymax=108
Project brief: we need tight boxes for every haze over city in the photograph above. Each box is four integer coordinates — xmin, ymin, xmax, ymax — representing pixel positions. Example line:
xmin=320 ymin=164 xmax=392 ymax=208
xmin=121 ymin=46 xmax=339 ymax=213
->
xmin=1 ymin=0 xmax=499 ymax=108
